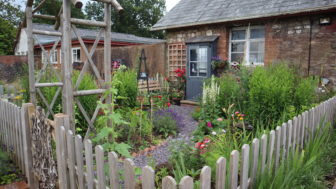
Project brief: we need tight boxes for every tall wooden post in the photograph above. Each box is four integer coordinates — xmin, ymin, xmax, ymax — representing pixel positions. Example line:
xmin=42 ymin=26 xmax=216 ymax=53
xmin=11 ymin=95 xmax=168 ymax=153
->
xmin=21 ymin=103 xmax=39 ymax=188
xmin=26 ymin=6 xmax=36 ymax=104
xmin=62 ymin=0 xmax=74 ymax=128
xmin=104 ymin=3 xmax=112 ymax=127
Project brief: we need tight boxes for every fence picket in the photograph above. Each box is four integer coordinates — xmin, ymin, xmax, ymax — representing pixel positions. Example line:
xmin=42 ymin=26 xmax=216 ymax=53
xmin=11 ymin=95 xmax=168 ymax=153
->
xmin=201 ymin=166 xmax=211 ymax=189
xmin=240 ymin=144 xmax=250 ymax=189
xmin=96 ymin=145 xmax=106 ymax=189
xmin=124 ymin=158 xmax=136 ymax=189
xmin=250 ymin=139 xmax=259 ymax=185
xmin=179 ymin=176 xmax=193 ymax=189
xmin=75 ymin=135 xmax=85 ymax=189
xmin=281 ymin=123 xmax=287 ymax=162
xmin=67 ymin=130 xmax=76 ymax=189
xmin=108 ymin=152 xmax=119 ymax=189
xmin=162 ymin=176 xmax=177 ymax=189
xmin=287 ymin=120 xmax=293 ymax=157
xmin=216 ymin=157 xmax=226 ymax=189
xmin=260 ymin=134 xmax=267 ymax=174
xmin=292 ymin=117 xmax=297 ymax=151
xmin=142 ymin=166 xmax=155 ymax=189
xmin=275 ymin=127 xmax=281 ymax=170
xmin=268 ymin=130 xmax=275 ymax=171
xmin=84 ymin=139 xmax=94 ymax=189
xmin=230 ymin=150 xmax=239 ymax=189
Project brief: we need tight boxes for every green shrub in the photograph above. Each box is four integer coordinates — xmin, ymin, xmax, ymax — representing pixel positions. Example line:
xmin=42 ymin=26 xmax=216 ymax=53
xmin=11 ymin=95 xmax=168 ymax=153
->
xmin=0 ymin=150 xmax=21 ymax=185
xmin=38 ymin=69 xmax=98 ymax=135
xmin=153 ymin=113 xmax=177 ymax=138
xmin=293 ymin=77 xmax=318 ymax=113
xmin=248 ymin=64 xmax=295 ymax=126
xmin=113 ymin=69 xmax=138 ymax=107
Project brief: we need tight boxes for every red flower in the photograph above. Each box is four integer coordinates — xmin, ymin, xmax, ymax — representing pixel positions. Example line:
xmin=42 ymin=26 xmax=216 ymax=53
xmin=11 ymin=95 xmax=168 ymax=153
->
xmin=207 ymin=121 xmax=213 ymax=128
xmin=167 ymin=102 xmax=171 ymax=107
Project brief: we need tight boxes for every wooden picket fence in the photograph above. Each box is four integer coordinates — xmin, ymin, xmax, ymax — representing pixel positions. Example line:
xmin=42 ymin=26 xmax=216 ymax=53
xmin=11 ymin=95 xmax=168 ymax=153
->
xmin=0 ymin=101 xmax=55 ymax=188
xmin=54 ymin=96 xmax=336 ymax=189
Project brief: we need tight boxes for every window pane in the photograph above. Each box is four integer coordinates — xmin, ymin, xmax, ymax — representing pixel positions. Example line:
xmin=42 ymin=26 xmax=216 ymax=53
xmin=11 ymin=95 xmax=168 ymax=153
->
xmin=199 ymin=61 xmax=207 ymax=77
xmin=190 ymin=49 xmax=197 ymax=61
xmin=76 ymin=50 xmax=80 ymax=61
xmin=232 ymin=30 xmax=246 ymax=40
xmin=198 ymin=47 xmax=207 ymax=62
xmin=190 ymin=62 xmax=198 ymax=76
xmin=249 ymin=52 xmax=264 ymax=64
xmin=231 ymin=53 xmax=244 ymax=63
xmin=231 ymin=42 xmax=245 ymax=52
xmin=250 ymin=28 xmax=265 ymax=39
xmin=250 ymin=41 xmax=265 ymax=52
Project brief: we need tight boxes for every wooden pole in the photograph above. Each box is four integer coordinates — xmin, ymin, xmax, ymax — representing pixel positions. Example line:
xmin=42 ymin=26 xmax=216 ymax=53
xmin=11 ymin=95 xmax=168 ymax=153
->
xmin=26 ymin=7 xmax=36 ymax=104
xmin=104 ymin=2 xmax=112 ymax=128
xmin=21 ymin=103 xmax=39 ymax=188
xmin=62 ymin=0 xmax=75 ymax=131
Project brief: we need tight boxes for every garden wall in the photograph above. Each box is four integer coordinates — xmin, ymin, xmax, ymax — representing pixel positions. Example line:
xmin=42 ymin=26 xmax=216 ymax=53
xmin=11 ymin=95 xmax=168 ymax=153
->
xmin=93 ymin=42 xmax=167 ymax=77
xmin=0 ymin=56 xmax=27 ymax=82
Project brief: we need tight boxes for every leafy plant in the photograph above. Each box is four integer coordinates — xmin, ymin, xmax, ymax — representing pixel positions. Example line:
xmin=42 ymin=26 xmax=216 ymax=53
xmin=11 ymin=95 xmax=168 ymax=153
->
xmin=113 ymin=69 xmax=138 ymax=108
xmin=0 ymin=149 xmax=21 ymax=185
xmin=153 ymin=111 xmax=178 ymax=138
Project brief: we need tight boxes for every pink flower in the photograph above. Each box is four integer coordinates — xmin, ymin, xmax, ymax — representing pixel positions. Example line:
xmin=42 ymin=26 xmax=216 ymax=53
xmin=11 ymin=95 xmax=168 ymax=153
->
xmin=207 ymin=121 xmax=213 ymax=128
xmin=235 ymin=111 xmax=239 ymax=114
xmin=217 ymin=118 xmax=223 ymax=121
xmin=203 ymin=138 xmax=211 ymax=143
xmin=241 ymin=114 xmax=245 ymax=117
xmin=195 ymin=142 xmax=202 ymax=148
xmin=200 ymin=143 xmax=206 ymax=149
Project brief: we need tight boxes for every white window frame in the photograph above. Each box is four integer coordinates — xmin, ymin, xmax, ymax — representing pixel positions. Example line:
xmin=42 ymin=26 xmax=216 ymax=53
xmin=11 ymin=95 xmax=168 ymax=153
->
xmin=41 ymin=50 xmax=58 ymax=64
xmin=229 ymin=25 xmax=265 ymax=66
xmin=72 ymin=47 xmax=81 ymax=63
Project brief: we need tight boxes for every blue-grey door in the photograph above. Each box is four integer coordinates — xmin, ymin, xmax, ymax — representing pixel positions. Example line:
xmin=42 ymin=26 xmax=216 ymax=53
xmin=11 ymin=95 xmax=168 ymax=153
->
xmin=186 ymin=45 xmax=211 ymax=100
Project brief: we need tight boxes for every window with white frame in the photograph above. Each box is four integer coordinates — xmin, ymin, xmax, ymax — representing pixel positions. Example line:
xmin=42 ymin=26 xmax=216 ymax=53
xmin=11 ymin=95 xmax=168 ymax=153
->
xmin=72 ymin=48 xmax=81 ymax=63
xmin=41 ymin=50 xmax=58 ymax=64
xmin=229 ymin=26 xmax=265 ymax=65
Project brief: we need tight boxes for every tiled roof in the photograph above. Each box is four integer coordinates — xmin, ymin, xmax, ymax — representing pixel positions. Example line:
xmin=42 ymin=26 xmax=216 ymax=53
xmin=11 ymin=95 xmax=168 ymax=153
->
xmin=32 ymin=23 xmax=165 ymax=45
xmin=152 ymin=0 xmax=336 ymax=30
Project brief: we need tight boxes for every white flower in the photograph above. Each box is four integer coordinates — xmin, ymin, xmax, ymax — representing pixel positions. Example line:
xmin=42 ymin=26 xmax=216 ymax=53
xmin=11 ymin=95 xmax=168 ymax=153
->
xmin=322 ymin=90 xmax=326 ymax=93
xmin=211 ymin=131 xmax=217 ymax=135
xmin=222 ymin=129 xmax=226 ymax=133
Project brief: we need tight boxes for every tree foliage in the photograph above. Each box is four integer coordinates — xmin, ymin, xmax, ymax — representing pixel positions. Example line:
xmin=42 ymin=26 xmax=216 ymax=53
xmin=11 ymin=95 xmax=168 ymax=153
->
xmin=0 ymin=18 xmax=16 ymax=55
xmin=33 ymin=0 xmax=85 ymax=24
xmin=0 ymin=0 xmax=24 ymax=26
xmin=85 ymin=0 xmax=166 ymax=39
xmin=0 ymin=0 xmax=22 ymax=55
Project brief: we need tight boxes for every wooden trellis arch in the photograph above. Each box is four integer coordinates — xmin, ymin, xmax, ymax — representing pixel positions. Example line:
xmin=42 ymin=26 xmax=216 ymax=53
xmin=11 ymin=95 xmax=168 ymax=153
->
xmin=25 ymin=0 xmax=123 ymax=136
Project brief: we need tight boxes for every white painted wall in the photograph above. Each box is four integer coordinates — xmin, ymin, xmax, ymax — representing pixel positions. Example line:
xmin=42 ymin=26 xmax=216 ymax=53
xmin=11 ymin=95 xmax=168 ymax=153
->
xmin=15 ymin=28 xmax=28 ymax=55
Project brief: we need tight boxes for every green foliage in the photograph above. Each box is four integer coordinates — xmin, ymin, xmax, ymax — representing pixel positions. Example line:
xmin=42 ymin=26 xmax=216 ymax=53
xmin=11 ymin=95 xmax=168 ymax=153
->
xmin=0 ymin=149 xmax=21 ymax=185
xmin=215 ymin=74 xmax=241 ymax=109
xmin=113 ymin=69 xmax=138 ymax=108
xmin=33 ymin=0 xmax=85 ymax=24
xmin=85 ymin=0 xmax=166 ymax=38
xmin=293 ymin=77 xmax=318 ymax=113
xmin=155 ymin=167 xmax=169 ymax=188
xmin=172 ymin=152 xmax=201 ymax=183
xmin=255 ymin=126 xmax=335 ymax=189
xmin=0 ymin=18 xmax=16 ymax=55
xmin=0 ymin=0 xmax=23 ymax=26
xmin=153 ymin=113 xmax=177 ymax=138
xmin=248 ymin=64 xmax=295 ymax=125
xmin=37 ymin=69 xmax=98 ymax=135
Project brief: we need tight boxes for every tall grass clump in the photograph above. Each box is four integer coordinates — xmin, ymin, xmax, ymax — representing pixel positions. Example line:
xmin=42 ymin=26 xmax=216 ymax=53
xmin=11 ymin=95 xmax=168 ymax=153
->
xmin=248 ymin=64 xmax=295 ymax=126
xmin=112 ymin=69 xmax=138 ymax=108
xmin=255 ymin=125 xmax=336 ymax=189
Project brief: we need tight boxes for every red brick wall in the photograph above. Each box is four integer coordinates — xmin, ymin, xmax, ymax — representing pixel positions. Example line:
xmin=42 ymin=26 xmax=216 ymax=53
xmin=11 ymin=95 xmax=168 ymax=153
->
xmin=0 ymin=56 xmax=27 ymax=82
xmin=166 ymin=13 xmax=336 ymax=83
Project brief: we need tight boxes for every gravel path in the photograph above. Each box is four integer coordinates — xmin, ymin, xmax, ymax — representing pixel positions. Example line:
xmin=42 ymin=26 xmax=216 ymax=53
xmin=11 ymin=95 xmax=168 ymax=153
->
xmin=133 ymin=105 xmax=198 ymax=167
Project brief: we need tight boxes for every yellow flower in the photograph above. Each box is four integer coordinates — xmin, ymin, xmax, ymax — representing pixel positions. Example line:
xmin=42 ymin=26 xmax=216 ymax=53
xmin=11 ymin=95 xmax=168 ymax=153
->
xmin=14 ymin=95 xmax=23 ymax=100
xmin=239 ymin=117 xmax=243 ymax=120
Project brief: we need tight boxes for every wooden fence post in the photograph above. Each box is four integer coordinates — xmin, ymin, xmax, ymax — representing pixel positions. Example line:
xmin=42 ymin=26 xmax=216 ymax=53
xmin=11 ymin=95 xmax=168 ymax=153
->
xmin=21 ymin=103 xmax=39 ymax=188
xmin=55 ymin=114 xmax=69 ymax=189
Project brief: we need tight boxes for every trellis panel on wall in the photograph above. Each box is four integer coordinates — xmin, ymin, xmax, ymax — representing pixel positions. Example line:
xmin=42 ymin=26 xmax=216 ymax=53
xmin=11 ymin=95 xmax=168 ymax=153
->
xmin=167 ymin=43 xmax=187 ymax=80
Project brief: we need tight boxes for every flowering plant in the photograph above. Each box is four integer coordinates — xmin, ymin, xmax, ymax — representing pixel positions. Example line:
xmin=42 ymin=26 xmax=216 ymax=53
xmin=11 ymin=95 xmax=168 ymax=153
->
xmin=169 ymin=68 xmax=186 ymax=100
xmin=211 ymin=56 xmax=229 ymax=69
xmin=195 ymin=137 xmax=211 ymax=154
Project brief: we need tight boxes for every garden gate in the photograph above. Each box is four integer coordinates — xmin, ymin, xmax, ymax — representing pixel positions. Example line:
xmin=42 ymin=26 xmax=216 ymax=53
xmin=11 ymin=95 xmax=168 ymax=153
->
xmin=25 ymin=0 xmax=123 ymax=137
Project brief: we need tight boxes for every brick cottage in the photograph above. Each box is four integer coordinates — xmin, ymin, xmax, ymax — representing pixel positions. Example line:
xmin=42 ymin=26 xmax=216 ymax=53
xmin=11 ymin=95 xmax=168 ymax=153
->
xmin=152 ymin=0 xmax=336 ymax=100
